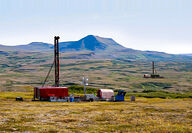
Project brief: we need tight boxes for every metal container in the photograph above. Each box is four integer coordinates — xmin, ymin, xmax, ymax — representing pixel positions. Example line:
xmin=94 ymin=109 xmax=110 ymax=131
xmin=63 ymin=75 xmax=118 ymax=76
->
xmin=33 ymin=87 xmax=69 ymax=101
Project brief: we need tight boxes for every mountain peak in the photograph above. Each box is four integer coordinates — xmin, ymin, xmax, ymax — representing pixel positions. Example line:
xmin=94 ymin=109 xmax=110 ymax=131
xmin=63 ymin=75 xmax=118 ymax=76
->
xmin=58 ymin=35 xmax=125 ymax=52
xmin=83 ymin=35 xmax=113 ymax=41
xmin=80 ymin=35 xmax=97 ymax=42
xmin=84 ymin=35 xmax=97 ymax=38
xmin=77 ymin=35 xmax=125 ymax=51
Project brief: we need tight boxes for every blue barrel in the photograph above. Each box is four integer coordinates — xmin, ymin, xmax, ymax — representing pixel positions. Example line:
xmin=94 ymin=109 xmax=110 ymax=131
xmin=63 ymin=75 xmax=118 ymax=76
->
xmin=70 ymin=97 xmax=74 ymax=102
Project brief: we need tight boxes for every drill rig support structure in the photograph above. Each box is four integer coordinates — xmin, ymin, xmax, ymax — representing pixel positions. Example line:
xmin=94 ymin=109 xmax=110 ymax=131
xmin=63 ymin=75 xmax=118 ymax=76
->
xmin=54 ymin=36 xmax=60 ymax=87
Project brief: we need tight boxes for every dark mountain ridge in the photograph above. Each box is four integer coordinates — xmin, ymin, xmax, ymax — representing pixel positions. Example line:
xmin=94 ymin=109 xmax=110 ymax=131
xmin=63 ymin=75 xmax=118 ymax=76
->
xmin=0 ymin=35 xmax=125 ymax=52
xmin=0 ymin=35 xmax=191 ymax=61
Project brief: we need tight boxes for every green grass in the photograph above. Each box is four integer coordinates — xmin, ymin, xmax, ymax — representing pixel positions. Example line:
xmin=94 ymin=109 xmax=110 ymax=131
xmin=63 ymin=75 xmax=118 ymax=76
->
xmin=127 ymin=91 xmax=192 ymax=99
xmin=131 ymin=82 xmax=172 ymax=90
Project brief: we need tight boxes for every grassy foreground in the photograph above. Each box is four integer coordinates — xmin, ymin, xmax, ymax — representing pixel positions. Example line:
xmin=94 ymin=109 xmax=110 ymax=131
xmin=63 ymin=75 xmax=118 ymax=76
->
xmin=0 ymin=95 xmax=192 ymax=132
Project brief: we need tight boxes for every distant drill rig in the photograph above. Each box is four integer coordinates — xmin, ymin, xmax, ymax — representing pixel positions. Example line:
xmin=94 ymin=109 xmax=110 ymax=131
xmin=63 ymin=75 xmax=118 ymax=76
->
xmin=144 ymin=61 xmax=163 ymax=78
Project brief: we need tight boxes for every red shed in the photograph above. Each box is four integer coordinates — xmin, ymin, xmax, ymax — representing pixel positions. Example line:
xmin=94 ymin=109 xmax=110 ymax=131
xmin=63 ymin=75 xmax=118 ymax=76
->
xmin=33 ymin=87 xmax=69 ymax=101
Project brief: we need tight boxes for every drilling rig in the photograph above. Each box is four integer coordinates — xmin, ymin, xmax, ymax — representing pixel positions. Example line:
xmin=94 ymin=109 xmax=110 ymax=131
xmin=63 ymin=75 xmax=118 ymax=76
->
xmin=144 ymin=61 xmax=163 ymax=78
xmin=33 ymin=36 xmax=69 ymax=101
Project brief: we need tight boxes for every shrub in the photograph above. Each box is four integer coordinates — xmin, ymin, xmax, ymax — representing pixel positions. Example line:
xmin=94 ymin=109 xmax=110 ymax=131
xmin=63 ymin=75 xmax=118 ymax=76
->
xmin=126 ymin=91 xmax=192 ymax=99
xmin=68 ymin=85 xmax=98 ymax=94
xmin=142 ymin=89 xmax=157 ymax=93
xmin=132 ymin=82 xmax=172 ymax=90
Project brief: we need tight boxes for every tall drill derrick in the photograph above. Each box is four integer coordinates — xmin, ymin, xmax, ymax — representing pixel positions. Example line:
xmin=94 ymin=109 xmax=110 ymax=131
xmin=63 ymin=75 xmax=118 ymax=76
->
xmin=54 ymin=36 xmax=60 ymax=87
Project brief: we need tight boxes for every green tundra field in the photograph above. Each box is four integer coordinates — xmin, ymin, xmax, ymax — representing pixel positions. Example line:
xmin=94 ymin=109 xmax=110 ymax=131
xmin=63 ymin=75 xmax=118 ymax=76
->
xmin=0 ymin=93 xmax=192 ymax=133
xmin=0 ymin=52 xmax=192 ymax=132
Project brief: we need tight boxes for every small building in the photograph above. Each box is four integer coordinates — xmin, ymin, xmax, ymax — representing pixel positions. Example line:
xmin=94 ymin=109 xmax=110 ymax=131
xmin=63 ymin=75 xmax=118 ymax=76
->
xmin=97 ymin=89 xmax=114 ymax=99
xmin=33 ymin=87 xmax=69 ymax=101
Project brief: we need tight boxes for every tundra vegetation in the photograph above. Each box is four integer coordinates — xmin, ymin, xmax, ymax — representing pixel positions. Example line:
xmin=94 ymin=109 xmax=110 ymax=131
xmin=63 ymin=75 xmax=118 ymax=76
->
xmin=0 ymin=51 xmax=192 ymax=93
xmin=0 ymin=51 xmax=192 ymax=132
xmin=0 ymin=93 xmax=192 ymax=132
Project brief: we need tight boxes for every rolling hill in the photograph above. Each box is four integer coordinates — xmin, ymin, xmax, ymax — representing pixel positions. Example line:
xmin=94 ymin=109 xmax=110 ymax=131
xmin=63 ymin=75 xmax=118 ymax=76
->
xmin=180 ymin=54 xmax=192 ymax=57
xmin=0 ymin=42 xmax=52 ymax=52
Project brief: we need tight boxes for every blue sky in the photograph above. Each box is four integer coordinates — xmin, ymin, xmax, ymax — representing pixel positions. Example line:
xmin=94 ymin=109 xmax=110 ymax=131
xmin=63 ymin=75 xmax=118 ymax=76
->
xmin=0 ymin=0 xmax=191 ymax=54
